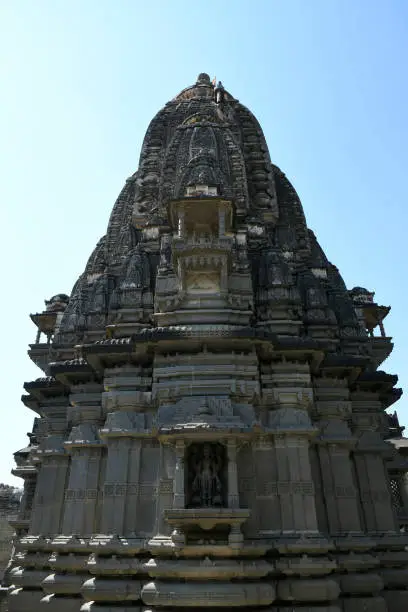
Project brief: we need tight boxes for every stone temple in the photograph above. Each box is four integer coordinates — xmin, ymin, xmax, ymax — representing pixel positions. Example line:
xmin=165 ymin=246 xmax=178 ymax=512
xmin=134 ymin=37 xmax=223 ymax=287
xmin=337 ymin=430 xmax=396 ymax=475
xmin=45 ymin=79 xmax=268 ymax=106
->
xmin=6 ymin=73 xmax=408 ymax=611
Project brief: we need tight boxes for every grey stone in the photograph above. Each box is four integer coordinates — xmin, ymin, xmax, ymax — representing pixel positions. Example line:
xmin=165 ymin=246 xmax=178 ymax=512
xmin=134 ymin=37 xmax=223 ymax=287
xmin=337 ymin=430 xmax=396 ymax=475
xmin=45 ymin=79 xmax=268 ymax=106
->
xmin=6 ymin=73 xmax=408 ymax=611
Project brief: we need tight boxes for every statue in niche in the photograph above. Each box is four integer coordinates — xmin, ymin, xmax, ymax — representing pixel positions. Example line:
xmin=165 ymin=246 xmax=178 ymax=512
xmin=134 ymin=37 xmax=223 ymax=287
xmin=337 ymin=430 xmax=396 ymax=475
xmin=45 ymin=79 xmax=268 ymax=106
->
xmin=89 ymin=272 xmax=111 ymax=313
xmin=259 ymin=251 xmax=289 ymax=288
xmin=306 ymin=285 xmax=327 ymax=308
xmin=188 ymin=443 xmax=225 ymax=508
xmin=159 ymin=235 xmax=173 ymax=272
xmin=122 ymin=248 xmax=150 ymax=290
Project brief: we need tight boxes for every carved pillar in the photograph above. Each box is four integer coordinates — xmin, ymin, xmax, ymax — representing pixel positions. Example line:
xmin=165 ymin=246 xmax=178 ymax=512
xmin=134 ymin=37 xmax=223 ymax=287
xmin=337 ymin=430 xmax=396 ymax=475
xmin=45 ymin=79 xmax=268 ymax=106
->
xmin=354 ymin=445 xmax=397 ymax=532
xmin=30 ymin=455 xmax=69 ymax=536
xmin=61 ymin=382 xmax=104 ymax=536
xmin=220 ymin=257 xmax=228 ymax=293
xmin=173 ymin=440 xmax=185 ymax=509
xmin=274 ymin=434 xmax=319 ymax=533
xmin=351 ymin=392 xmax=397 ymax=532
xmin=62 ymin=443 xmax=103 ymax=536
xmin=100 ymin=438 xmax=131 ymax=534
xmin=314 ymin=376 xmax=362 ymax=535
xmin=218 ymin=208 xmax=226 ymax=237
xmin=317 ymin=443 xmax=361 ymax=534
xmin=29 ymin=398 xmax=70 ymax=536
xmin=124 ymin=438 xmax=142 ymax=534
xmin=227 ymin=439 xmax=239 ymax=508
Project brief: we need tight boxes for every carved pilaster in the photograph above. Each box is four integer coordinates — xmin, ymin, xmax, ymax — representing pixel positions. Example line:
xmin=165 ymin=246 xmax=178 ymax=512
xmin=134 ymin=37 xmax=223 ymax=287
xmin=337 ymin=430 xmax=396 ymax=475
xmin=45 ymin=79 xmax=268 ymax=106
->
xmin=173 ymin=440 xmax=185 ymax=509
xmin=227 ymin=439 xmax=239 ymax=508
xmin=274 ymin=434 xmax=319 ymax=533
xmin=100 ymin=438 xmax=131 ymax=534
xmin=218 ymin=207 xmax=226 ymax=236
xmin=354 ymin=446 xmax=397 ymax=533
xmin=30 ymin=455 xmax=69 ymax=536
xmin=61 ymin=445 xmax=104 ymax=536
xmin=317 ymin=443 xmax=361 ymax=534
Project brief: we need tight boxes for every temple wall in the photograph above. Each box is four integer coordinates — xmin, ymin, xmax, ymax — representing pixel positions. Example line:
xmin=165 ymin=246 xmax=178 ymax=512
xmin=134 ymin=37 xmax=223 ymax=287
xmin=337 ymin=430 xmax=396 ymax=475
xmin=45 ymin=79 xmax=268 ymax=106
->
xmin=7 ymin=73 xmax=408 ymax=611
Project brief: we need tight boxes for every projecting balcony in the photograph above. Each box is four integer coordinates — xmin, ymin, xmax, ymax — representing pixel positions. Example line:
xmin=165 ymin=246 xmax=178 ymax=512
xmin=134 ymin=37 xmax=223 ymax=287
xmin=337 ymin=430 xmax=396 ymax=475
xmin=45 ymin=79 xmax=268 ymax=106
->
xmin=172 ymin=234 xmax=233 ymax=256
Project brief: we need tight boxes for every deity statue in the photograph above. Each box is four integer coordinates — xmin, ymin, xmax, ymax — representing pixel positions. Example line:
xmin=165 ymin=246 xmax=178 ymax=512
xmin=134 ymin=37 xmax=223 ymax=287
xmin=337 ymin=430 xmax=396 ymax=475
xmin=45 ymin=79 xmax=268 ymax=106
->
xmin=190 ymin=444 xmax=223 ymax=507
xmin=89 ymin=272 xmax=111 ymax=313
xmin=159 ymin=235 xmax=172 ymax=271
xmin=259 ymin=251 xmax=289 ymax=287
xmin=119 ymin=248 xmax=150 ymax=291
xmin=306 ymin=285 xmax=327 ymax=308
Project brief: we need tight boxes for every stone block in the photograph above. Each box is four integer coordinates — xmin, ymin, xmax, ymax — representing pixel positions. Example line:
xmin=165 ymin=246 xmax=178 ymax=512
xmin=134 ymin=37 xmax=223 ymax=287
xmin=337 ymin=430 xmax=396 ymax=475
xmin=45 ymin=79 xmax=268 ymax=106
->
xmin=339 ymin=572 xmax=383 ymax=594
xmin=277 ymin=578 xmax=340 ymax=602
xmin=41 ymin=594 xmax=82 ymax=611
xmin=42 ymin=572 xmax=86 ymax=595
xmin=342 ymin=596 xmax=387 ymax=612
xmin=9 ymin=566 xmax=49 ymax=588
xmin=382 ymin=590 xmax=408 ymax=612
xmin=141 ymin=580 xmax=275 ymax=606
xmin=7 ymin=588 xmax=43 ymax=612
xmin=81 ymin=577 xmax=141 ymax=602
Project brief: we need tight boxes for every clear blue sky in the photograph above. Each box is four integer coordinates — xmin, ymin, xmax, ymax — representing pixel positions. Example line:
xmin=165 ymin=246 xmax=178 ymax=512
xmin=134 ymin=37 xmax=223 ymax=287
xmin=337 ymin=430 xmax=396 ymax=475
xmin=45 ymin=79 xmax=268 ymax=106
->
xmin=1 ymin=0 xmax=407 ymax=484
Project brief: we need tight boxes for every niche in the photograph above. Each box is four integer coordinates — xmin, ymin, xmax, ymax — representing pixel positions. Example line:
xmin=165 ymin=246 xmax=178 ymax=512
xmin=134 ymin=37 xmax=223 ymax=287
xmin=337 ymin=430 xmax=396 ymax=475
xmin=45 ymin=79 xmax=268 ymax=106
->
xmin=186 ymin=442 xmax=227 ymax=508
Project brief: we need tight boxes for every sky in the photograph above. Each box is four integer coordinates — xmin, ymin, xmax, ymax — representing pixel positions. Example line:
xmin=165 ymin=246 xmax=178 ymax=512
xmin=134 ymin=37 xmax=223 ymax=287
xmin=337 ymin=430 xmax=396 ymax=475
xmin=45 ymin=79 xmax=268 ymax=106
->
xmin=0 ymin=0 xmax=407 ymax=485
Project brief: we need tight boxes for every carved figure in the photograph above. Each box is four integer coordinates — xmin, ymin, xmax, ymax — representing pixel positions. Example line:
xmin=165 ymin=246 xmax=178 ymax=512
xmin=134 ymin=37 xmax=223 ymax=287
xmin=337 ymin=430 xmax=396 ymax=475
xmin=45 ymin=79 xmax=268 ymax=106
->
xmin=306 ymin=286 xmax=327 ymax=308
xmin=191 ymin=444 xmax=223 ymax=507
xmin=259 ymin=251 xmax=289 ymax=287
xmin=45 ymin=294 xmax=69 ymax=313
xmin=123 ymin=248 xmax=150 ymax=289
xmin=160 ymin=236 xmax=172 ymax=269
xmin=89 ymin=273 xmax=110 ymax=312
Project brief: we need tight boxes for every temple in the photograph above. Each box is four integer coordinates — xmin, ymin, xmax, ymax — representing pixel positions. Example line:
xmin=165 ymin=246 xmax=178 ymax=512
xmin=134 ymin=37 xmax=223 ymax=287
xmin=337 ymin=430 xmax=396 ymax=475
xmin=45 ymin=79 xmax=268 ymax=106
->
xmin=5 ymin=73 xmax=408 ymax=612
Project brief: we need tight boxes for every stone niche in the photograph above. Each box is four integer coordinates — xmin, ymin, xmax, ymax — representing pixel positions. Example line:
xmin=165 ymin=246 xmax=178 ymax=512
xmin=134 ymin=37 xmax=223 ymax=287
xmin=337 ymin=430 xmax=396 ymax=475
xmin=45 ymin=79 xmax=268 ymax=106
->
xmin=186 ymin=442 xmax=227 ymax=508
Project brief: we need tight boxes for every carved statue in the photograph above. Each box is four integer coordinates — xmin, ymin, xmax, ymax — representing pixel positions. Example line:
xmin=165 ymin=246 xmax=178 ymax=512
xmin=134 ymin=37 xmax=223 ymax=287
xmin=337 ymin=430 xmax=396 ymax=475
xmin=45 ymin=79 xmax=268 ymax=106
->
xmin=159 ymin=236 xmax=173 ymax=270
xmin=190 ymin=444 xmax=223 ymax=507
xmin=89 ymin=273 xmax=111 ymax=313
xmin=259 ymin=251 xmax=289 ymax=287
xmin=306 ymin=286 xmax=327 ymax=308
xmin=122 ymin=248 xmax=150 ymax=289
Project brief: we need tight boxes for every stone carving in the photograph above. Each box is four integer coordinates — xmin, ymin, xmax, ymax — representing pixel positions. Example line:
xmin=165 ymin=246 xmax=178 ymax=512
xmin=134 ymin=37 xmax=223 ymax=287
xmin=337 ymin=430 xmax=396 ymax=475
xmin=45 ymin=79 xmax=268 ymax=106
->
xmin=259 ymin=251 xmax=290 ymax=287
xmin=88 ymin=272 xmax=111 ymax=313
xmin=10 ymin=74 xmax=407 ymax=612
xmin=187 ymin=443 xmax=225 ymax=508
xmin=159 ymin=235 xmax=173 ymax=271
xmin=45 ymin=294 xmax=69 ymax=313
xmin=122 ymin=247 xmax=149 ymax=289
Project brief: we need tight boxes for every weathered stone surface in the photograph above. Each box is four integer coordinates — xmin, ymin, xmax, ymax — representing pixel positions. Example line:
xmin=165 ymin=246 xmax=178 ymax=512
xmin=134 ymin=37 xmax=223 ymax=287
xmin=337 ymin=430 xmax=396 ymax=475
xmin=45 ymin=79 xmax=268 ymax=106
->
xmin=6 ymin=73 xmax=408 ymax=612
xmin=342 ymin=596 xmax=387 ymax=612
xmin=277 ymin=577 xmax=340 ymax=602
xmin=141 ymin=580 xmax=275 ymax=606
xmin=8 ymin=589 xmax=43 ymax=612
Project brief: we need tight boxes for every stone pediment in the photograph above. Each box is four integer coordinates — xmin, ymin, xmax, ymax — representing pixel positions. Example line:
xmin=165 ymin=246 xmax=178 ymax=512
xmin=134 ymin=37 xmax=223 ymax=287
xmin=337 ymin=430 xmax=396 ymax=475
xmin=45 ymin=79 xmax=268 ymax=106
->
xmin=100 ymin=411 xmax=153 ymax=437
xmin=268 ymin=407 xmax=316 ymax=435
xmin=157 ymin=395 xmax=255 ymax=432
